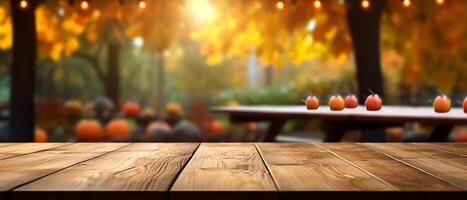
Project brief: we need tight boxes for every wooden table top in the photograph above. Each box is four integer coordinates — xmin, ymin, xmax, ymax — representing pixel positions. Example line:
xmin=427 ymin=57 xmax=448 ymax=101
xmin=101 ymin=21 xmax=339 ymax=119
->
xmin=212 ymin=105 xmax=467 ymax=125
xmin=0 ymin=143 xmax=466 ymax=200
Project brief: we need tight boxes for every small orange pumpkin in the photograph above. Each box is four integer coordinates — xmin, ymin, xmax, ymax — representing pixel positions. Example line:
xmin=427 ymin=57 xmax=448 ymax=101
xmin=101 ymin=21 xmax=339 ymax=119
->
xmin=122 ymin=102 xmax=141 ymax=118
xmin=106 ymin=119 xmax=130 ymax=139
xmin=35 ymin=128 xmax=48 ymax=143
xmin=75 ymin=119 xmax=103 ymax=141
xmin=64 ymin=100 xmax=83 ymax=117
xmin=165 ymin=102 xmax=182 ymax=118
xmin=210 ymin=120 xmax=224 ymax=134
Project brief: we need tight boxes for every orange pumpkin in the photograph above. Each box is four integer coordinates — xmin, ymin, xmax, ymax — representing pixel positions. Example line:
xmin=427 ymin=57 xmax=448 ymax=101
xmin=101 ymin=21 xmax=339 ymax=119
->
xmin=64 ymin=100 xmax=83 ymax=117
xmin=106 ymin=119 xmax=130 ymax=139
xmin=433 ymin=95 xmax=451 ymax=113
xmin=145 ymin=121 xmax=171 ymax=135
xmin=35 ymin=128 xmax=48 ymax=143
xmin=165 ymin=102 xmax=182 ymax=117
xmin=122 ymin=102 xmax=141 ymax=118
xmin=210 ymin=120 xmax=224 ymax=134
xmin=75 ymin=119 xmax=103 ymax=141
xmin=329 ymin=95 xmax=345 ymax=111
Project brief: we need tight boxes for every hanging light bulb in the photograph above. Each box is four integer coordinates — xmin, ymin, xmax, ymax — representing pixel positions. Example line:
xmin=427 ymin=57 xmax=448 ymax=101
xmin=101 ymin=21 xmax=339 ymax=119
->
xmin=276 ymin=1 xmax=284 ymax=11
xmin=80 ymin=0 xmax=89 ymax=10
xmin=403 ymin=0 xmax=411 ymax=8
xmin=138 ymin=0 xmax=146 ymax=9
xmin=361 ymin=0 xmax=370 ymax=10
xmin=313 ymin=0 xmax=322 ymax=9
xmin=19 ymin=0 xmax=28 ymax=10
xmin=436 ymin=0 xmax=444 ymax=5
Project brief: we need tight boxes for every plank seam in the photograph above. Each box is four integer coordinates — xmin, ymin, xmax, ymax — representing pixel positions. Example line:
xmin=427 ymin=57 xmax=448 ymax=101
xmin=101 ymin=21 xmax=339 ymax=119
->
xmin=166 ymin=143 xmax=201 ymax=192
xmin=360 ymin=144 xmax=465 ymax=190
xmin=314 ymin=143 xmax=398 ymax=191
xmin=0 ymin=143 xmax=73 ymax=161
xmin=412 ymin=143 xmax=467 ymax=158
xmin=254 ymin=143 xmax=280 ymax=191
xmin=7 ymin=143 xmax=133 ymax=193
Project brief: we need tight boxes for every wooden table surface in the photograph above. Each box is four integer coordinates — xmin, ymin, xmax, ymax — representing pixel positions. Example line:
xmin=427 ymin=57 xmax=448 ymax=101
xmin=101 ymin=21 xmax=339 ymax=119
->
xmin=212 ymin=105 xmax=467 ymax=125
xmin=0 ymin=143 xmax=466 ymax=200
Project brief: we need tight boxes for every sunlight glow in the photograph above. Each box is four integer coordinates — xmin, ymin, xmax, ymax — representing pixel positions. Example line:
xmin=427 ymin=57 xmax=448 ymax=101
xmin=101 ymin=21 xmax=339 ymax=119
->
xmin=138 ymin=0 xmax=146 ymax=9
xmin=19 ymin=0 xmax=28 ymax=10
xmin=133 ymin=37 xmax=144 ymax=48
xmin=188 ymin=0 xmax=216 ymax=24
xmin=403 ymin=0 xmax=411 ymax=8
xmin=361 ymin=0 xmax=370 ymax=10
xmin=80 ymin=0 xmax=89 ymax=10
xmin=314 ymin=0 xmax=322 ymax=9
xmin=276 ymin=1 xmax=284 ymax=11
xmin=436 ymin=0 xmax=444 ymax=5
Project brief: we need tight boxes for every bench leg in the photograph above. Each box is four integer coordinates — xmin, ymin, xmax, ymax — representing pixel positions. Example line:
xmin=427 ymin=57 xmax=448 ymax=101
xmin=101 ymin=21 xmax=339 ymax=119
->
xmin=262 ymin=120 xmax=286 ymax=142
xmin=428 ymin=126 xmax=453 ymax=142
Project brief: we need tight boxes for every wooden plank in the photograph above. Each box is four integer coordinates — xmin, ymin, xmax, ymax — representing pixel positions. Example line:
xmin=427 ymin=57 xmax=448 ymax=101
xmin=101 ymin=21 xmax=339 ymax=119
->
xmin=171 ymin=143 xmax=276 ymax=191
xmin=0 ymin=143 xmax=127 ymax=191
xmin=44 ymin=142 xmax=130 ymax=153
xmin=0 ymin=143 xmax=17 ymax=147
xmin=0 ymin=143 xmax=70 ymax=160
xmin=363 ymin=143 xmax=467 ymax=189
xmin=256 ymin=143 xmax=392 ymax=191
xmin=415 ymin=143 xmax=467 ymax=156
xmin=16 ymin=143 xmax=198 ymax=192
xmin=116 ymin=142 xmax=191 ymax=151
xmin=318 ymin=143 xmax=460 ymax=191
xmin=0 ymin=143 xmax=69 ymax=154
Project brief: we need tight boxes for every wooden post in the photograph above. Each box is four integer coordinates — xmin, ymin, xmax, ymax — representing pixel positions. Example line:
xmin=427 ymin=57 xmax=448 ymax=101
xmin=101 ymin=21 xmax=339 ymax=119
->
xmin=105 ymin=41 xmax=121 ymax=107
xmin=8 ymin=0 xmax=38 ymax=141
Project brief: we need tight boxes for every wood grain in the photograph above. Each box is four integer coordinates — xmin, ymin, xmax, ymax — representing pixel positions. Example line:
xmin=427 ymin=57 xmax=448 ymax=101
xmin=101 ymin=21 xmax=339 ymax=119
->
xmin=363 ymin=143 xmax=467 ymax=189
xmin=0 ymin=143 xmax=126 ymax=191
xmin=318 ymin=143 xmax=460 ymax=190
xmin=256 ymin=143 xmax=392 ymax=191
xmin=0 ymin=143 xmax=70 ymax=160
xmin=17 ymin=143 xmax=199 ymax=191
xmin=414 ymin=143 xmax=467 ymax=156
xmin=171 ymin=143 xmax=276 ymax=191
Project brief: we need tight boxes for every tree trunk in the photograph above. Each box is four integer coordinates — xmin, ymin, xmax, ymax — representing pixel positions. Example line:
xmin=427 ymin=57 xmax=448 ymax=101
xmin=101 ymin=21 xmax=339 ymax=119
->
xmin=8 ymin=0 xmax=37 ymax=141
xmin=156 ymin=54 xmax=165 ymax=114
xmin=347 ymin=0 xmax=386 ymax=102
xmin=347 ymin=0 xmax=386 ymax=142
xmin=105 ymin=42 xmax=120 ymax=107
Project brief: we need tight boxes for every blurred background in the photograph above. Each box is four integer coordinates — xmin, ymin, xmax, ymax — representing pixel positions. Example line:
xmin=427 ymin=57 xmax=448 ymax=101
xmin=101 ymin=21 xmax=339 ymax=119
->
xmin=0 ymin=0 xmax=465 ymax=142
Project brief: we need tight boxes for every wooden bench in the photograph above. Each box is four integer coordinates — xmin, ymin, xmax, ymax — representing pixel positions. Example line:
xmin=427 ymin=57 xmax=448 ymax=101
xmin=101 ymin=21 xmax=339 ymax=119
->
xmin=212 ymin=105 xmax=467 ymax=142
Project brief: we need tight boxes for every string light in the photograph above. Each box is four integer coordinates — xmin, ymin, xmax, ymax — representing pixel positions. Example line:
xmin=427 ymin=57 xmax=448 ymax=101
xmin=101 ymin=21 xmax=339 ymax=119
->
xmin=403 ymin=0 xmax=411 ymax=8
xmin=19 ymin=0 xmax=28 ymax=10
xmin=361 ymin=0 xmax=370 ymax=10
xmin=138 ymin=0 xmax=146 ymax=9
xmin=80 ymin=0 xmax=89 ymax=10
xmin=436 ymin=0 xmax=444 ymax=5
xmin=313 ymin=0 xmax=322 ymax=9
xmin=276 ymin=1 xmax=284 ymax=11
